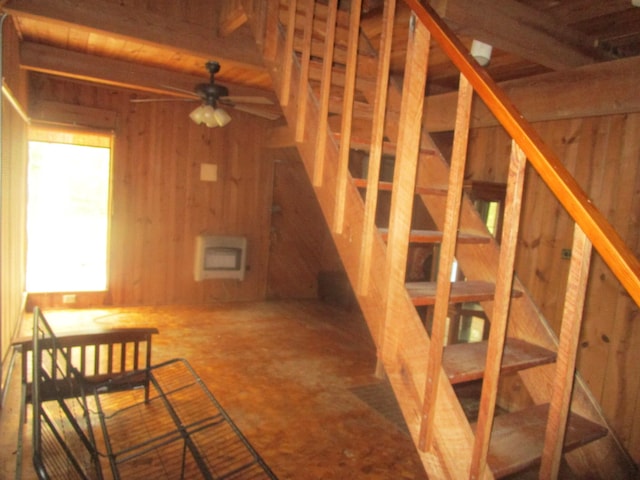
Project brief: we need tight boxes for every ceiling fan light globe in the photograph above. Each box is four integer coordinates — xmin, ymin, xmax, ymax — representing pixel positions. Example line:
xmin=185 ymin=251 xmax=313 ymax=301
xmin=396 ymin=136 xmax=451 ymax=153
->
xmin=200 ymin=105 xmax=217 ymax=125
xmin=189 ymin=105 xmax=206 ymax=124
xmin=214 ymin=108 xmax=232 ymax=127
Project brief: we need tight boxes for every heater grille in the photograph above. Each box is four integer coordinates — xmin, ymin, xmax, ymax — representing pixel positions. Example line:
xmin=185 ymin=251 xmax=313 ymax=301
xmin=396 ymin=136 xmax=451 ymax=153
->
xmin=194 ymin=235 xmax=247 ymax=281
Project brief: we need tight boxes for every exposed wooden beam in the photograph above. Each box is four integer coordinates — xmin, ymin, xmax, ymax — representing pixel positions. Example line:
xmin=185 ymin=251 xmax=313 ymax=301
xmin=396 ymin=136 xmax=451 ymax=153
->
xmin=3 ymin=0 xmax=264 ymax=69
xmin=30 ymin=100 xmax=118 ymax=130
xmin=20 ymin=42 xmax=277 ymax=101
xmin=218 ymin=0 xmax=249 ymax=37
xmin=424 ymin=55 xmax=640 ymax=132
xmin=432 ymin=0 xmax=612 ymax=70
xmin=321 ymin=55 xmax=640 ymax=132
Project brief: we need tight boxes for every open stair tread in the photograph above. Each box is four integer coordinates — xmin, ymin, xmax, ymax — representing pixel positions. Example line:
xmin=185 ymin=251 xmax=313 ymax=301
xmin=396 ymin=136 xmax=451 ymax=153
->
xmin=336 ymin=133 xmax=437 ymax=157
xmin=406 ymin=280 xmax=522 ymax=306
xmin=443 ymin=338 xmax=557 ymax=384
xmin=352 ymin=178 xmax=448 ymax=196
xmin=476 ymin=403 xmax=609 ymax=478
xmin=379 ymin=228 xmax=491 ymax=245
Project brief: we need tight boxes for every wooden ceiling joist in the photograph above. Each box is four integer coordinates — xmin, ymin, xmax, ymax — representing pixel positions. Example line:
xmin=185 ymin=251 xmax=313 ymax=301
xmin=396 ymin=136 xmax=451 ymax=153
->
xmin=432 ymin=0 xmax=614 ymax=70
xmin=424 ymin=55 xmax=640 ymax=131
xmin=20 ymin=42 xmax=277 ymax=101
xmin=218 ymin=0 xmax=249 ymax=37
xmin=3 ymin=0 xmax=264 ymax=70
xmin=307 ymin=53 xmax=640 ymax=132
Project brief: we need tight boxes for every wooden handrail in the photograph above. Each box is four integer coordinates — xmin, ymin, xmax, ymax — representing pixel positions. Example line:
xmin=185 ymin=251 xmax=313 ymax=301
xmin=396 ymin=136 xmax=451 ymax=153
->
xmin=403 ymin=0 xmax=640 ymax=307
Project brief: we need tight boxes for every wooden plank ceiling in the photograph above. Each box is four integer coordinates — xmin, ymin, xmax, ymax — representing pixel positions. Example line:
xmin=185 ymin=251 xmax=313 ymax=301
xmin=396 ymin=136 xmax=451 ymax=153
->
xmin=2 ymin=0 xmax=640 ymax=109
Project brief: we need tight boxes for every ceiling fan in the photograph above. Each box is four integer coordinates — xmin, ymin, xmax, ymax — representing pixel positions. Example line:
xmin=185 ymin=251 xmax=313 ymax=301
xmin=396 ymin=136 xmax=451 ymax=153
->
xmin=132 ymin=61 xmax=280 ymax=127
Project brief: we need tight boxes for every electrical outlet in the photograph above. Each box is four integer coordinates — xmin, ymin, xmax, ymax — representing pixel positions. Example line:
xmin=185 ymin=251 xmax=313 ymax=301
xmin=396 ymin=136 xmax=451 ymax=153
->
xmin=62 ymin=294 xmax=76 ymax=304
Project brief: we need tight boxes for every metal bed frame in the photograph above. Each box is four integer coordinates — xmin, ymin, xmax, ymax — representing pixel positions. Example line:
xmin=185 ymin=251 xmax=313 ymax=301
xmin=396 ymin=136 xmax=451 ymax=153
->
xmin=31 ymin=306 xmax=277 ymax=479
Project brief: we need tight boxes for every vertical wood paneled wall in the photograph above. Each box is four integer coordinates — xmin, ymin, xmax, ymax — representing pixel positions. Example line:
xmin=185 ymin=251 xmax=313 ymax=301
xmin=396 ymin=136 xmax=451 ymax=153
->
xmin=27 ymin=74 xmax=276 ymax=306
xmin=466 ymin=113 xmax=640 ymax=462
xmin=0 ymin=19 xmax=28 ymax=394
xmin=266 ymin=147 xmax=345 ymax=299
xmin=26 ymin=73 xmax=341 ymax=309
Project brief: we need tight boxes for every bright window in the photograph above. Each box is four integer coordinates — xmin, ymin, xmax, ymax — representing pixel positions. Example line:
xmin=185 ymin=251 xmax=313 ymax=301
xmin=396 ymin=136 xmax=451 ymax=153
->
xmin=26 ymin=128 xmax=112 ymax=293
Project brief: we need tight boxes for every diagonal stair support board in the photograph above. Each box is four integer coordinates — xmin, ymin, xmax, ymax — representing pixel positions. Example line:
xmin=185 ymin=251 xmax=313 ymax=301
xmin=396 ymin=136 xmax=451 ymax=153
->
xmin=351 ymin=21 xmax=635 ymax=480
xmin=411 ymin=119 xmax=637 ymax=480
xmin=350 ymin=4 xmax=635 ymax=475
xmin=260 ymin=3 xmax=478 ymax=478
xmin=247 ymin=0 xmax=637 ymax=477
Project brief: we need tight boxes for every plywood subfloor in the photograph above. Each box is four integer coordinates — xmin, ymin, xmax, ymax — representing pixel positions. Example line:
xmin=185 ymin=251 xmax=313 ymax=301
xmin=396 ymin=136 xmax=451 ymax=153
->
xmin=0 ymin=300 xmax=428 ymax=479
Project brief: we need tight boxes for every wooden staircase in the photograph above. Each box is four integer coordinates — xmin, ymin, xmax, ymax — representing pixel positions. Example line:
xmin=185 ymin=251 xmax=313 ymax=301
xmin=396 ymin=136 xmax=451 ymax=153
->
xmin=243 ymin=0 xmax=640 ymax=478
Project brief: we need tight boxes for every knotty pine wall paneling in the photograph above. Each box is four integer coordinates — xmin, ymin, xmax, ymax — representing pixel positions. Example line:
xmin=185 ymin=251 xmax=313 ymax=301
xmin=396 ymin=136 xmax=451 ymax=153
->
xmin=0 ymin=20 xmax=28 ymax=392
xmin=465 ymin=113 xmax=640 ymax=462
xmin=266 ymin=147 xmax=345 ymax=300
xmin=28 ymin=74 xmax=276 ymax=306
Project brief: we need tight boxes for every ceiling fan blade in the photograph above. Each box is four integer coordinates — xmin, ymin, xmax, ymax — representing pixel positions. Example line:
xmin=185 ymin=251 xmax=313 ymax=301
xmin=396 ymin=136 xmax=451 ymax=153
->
xmin=130 ymin=98 xmax=198 ymax=103
xmin=159 ymin=84 xmax=199 ymax=98
xmin=220 ymin=96 xmax=274 ymax=105
xmin=231 ymin=104 xmax=281 ymax=120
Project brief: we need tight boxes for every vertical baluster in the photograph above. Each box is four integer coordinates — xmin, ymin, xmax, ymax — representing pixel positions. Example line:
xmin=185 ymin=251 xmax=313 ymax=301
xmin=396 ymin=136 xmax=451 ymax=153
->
xmin=145 ymin=334 xmax=153 ymax=403
xmin=80 ymin=345 xmax=87 ymax=376
xmin=469 ymin=141 xmax=527 ymax=479
xmin=539 ymin=224 xmax=593 ymax=479
xmin=380 ymin=13 xmax=430 ymax=359
xmin=262 ymin=0 xmax=281 ymax=62
xmin=295 ymin=0 xmax=315 ymax=142
xmin=333 ymin=0 xmax=362 ymax=233
xmin=312 ymin=0 xmax=338 ymax=187
xmin=133 ymin=341 xmax=140 ymax=370
xmin=280 ymin=0 xmax=298 ymax=107
xmin=108 ymin=343 xmax=114 ymax=374
xmin=419 ymin=73 xmax=474 ymax=452
xmin=95 ymin=344 xmax=100 ymax=376
xmin=357 ymin=0 xmax=396 ymax=295
xmin=120 ymin=342 xmax=127 ymax=373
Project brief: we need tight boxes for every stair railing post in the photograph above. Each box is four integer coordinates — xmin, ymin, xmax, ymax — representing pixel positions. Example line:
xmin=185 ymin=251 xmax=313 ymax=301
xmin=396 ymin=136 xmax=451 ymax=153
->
xmin=279 ymin=0 xmax=298 ymax=107
xmin=418 ymin=72 xmax=474 ymax=452
xmin=469 ymin=141 xmax=527 ymax=479
xmin=356 ymin=0 xmax=396 ymax=295
xmin=333 ymin=0 xmax=363 ymax=233
xmin=295 ymin=0 xmax=315 ymax=143
xmin=379 ymin=12 xmax=430 ymax=363
xmin=539 ymin=224 xmax=593 ymax=479
xmin=312 ymin=0 xmax=339 ymax=187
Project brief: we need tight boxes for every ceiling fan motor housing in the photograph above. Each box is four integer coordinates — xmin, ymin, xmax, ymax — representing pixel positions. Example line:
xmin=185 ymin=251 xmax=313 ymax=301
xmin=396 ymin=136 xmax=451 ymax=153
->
xmin=195 ymin=61 xmax=229 ymax=106
xmin=195 ymin=83 xmax=229 ymax=106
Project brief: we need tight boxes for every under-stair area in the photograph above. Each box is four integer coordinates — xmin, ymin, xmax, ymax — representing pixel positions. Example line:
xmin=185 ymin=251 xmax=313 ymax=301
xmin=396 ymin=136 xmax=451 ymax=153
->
xmin=242 ymin=0 xmax=640 ymax=478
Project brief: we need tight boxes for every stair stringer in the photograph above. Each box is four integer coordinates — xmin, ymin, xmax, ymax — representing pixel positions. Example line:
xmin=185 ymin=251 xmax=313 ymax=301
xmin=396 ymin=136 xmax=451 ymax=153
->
xmin=344 ymin=17 xmax=636 ymax=471
xmin=262 ymin=25 xmax=485 ymax=480
xmin=411 ymin=133 xmax=637 ymax=478
xmin=244 ymin=1 xmax=637 ymax=478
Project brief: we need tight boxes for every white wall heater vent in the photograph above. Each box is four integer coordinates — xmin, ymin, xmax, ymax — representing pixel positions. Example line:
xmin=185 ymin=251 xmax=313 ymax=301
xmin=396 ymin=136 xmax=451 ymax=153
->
xmin=194 ymin=235 xmax=247 ymax=281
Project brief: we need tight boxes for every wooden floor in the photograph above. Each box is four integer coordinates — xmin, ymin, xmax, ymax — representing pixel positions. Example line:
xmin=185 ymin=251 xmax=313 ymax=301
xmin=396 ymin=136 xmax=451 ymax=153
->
xmin=0 ymin=300 xmax=428 ymax=479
